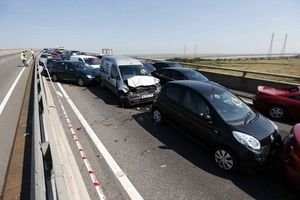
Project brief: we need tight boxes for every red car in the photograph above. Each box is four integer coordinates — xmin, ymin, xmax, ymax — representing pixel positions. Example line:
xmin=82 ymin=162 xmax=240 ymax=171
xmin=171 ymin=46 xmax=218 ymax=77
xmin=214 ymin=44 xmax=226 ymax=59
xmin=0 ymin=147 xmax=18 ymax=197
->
xmin=253 ymin=86 xmax=300 ymax=120
xmin=282 ymin=123 xmax=300 ymax=192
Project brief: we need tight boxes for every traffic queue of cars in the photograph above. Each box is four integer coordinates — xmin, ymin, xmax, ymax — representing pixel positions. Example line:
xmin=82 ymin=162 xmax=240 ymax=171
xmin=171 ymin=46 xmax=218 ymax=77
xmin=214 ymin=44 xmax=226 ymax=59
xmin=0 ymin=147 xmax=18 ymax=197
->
xmin=39 ymin=49 xmax=299 ymax=191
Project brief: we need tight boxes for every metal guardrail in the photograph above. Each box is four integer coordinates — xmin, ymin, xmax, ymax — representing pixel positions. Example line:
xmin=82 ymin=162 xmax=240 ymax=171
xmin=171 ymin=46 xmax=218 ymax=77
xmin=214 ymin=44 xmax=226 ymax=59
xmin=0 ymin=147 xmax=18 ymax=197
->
xmin=139 ymin=58 xmax=300 ymax=84
xmin=31 ymin=53 xmax=69 ymax=200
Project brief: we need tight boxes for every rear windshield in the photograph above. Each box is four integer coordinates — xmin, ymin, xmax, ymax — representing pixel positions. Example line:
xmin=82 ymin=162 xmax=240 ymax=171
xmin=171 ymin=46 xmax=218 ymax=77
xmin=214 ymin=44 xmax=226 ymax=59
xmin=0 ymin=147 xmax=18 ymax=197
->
xmin=183 ymin=71 xmax=208 ymax=81
xmin=83 ymin=58 xmax=100 ymax=65
xmin=167 ymin=62 xmax=182 ymax=67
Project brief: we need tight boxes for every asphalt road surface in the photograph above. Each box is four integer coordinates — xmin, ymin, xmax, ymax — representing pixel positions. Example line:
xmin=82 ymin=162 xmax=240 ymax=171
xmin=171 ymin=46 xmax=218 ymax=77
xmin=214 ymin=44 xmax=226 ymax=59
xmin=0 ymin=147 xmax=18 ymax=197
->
xmin=0 ymin=54 xmax=31 ymax=195
xmin=46 ymin=77 xmax=298 ymax=200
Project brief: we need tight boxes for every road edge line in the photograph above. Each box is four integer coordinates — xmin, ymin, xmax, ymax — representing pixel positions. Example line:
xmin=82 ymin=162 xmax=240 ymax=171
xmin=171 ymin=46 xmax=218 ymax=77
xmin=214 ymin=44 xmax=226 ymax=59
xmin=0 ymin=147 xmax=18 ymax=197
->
xmin=57 ymin=83 xmax=144 ymax=200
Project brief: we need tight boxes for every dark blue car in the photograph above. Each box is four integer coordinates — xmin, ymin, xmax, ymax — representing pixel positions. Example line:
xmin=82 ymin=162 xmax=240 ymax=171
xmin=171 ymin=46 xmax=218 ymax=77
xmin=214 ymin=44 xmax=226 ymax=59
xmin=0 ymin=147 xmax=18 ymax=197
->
xmin=51 ymin=61 xmax=99 ymax=86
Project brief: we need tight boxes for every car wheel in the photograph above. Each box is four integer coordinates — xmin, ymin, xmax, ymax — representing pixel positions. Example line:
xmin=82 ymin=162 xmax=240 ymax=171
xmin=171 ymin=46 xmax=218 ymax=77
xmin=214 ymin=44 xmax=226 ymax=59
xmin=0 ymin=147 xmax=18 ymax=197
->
xmin=52 ymin=74 xmax=58 ymax=82
xmin=152 ymin=107 xmax=163 ymax=125
xmin=214 ymin=148 xmax=237 ymax=172
xmin=268 ymin=105 xmax=286 ymax=119
xmin=78 ymin=78 xmax=85 ymax=87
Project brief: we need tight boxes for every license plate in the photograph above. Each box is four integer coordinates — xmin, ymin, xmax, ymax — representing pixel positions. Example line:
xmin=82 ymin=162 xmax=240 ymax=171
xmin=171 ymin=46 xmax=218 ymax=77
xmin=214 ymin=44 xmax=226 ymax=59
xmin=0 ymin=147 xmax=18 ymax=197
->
xmin=142 ymin=94 xmax=154 ymax=99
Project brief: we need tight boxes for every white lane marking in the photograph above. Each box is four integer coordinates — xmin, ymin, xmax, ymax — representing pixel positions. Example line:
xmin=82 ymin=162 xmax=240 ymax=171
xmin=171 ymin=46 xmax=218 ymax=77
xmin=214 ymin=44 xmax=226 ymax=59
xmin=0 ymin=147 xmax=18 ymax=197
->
xmin=57 ymin=83 xmax=144 ymax=200
xmin=0 ymin=57 xmax=32 ymax=115
xmin=56 ymin=91 xmax=63 ymax=97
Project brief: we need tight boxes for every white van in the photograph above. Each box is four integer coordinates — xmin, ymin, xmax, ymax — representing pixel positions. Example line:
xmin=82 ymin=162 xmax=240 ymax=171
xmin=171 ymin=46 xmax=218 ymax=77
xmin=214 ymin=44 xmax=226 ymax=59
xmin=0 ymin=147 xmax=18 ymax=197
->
xmin=99 ymin=56 xmax=160 ymax=106
xmin=70 ymin=55 xmax=100 ymax=68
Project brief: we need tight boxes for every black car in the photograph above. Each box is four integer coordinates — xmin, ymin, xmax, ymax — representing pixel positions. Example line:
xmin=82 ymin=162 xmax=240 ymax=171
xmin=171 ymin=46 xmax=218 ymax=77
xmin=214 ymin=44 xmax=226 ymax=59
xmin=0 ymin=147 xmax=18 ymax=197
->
xmin=51 ymin=61 xmax=99 ymax=86
xmin=151 ymin=67 xmax=208 ymax=85
xmin=142 ymin=63 xmax=156 ymax=72
xmin=153 ymin=61 xmax=183 ymax=69
xmin=152 ymin=81 xmax=282 ymax=172
xmin=41 ymin=58 xmax=62 ymax=75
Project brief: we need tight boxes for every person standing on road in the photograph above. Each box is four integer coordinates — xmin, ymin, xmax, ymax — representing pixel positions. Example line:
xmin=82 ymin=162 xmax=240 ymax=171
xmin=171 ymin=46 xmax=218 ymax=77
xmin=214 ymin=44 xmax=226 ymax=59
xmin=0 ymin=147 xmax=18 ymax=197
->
xmin=30 ymin=49 xmax=35 ymax=59
xmin=21 ymin=50 xmax=27 ymax=67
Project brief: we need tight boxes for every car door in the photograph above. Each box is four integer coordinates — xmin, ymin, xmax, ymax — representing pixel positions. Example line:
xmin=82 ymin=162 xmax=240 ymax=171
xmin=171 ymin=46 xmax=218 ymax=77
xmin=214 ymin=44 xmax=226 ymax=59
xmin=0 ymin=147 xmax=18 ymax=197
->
xmin=179 ymin=89 xmax=216 ymax=145
xmin=160 ymin=85 xmax=183 ymax=124
xmin=54 ymin=62 xmax=67 ymax=80
xmin=288 ymin=95 xmax=300 ymax=118
xmin=101 ymin=59 xmax=111 ymax=88
xmin=108 ymin=64 xmax=120 ymax=95
xmin=65 ymin=63 xmax=77 ymax=82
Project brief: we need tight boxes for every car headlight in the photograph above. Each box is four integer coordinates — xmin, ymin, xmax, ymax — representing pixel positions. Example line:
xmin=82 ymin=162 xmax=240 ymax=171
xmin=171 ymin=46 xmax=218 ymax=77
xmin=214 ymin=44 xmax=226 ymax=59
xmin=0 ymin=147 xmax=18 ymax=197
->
xmin=86 ymin=75 xmax=94 ymax=79
xmin=122 ymin=85 xmax=130 ymax=93
xmin=233 ymin=131 xmax=261 ymax=151
xmin=270 ymin=120 xmax=278 ymax=132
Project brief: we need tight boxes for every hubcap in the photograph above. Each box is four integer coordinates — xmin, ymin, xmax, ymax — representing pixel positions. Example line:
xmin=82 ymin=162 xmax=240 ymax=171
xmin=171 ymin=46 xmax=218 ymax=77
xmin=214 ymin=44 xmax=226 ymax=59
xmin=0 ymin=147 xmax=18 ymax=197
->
xmin=153 ymin=110 xmax=161 ymax=123
xmin=270 ymin=107 xmax=284 ymax=118
xmin=215 ymin=150 xmax=234 ymax=170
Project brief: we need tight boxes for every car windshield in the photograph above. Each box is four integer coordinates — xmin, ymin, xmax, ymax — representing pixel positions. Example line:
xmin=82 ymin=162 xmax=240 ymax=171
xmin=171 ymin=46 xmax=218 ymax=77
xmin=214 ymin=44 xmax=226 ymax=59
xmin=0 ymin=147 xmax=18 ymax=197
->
xmin=119 ymin=65 xmax=150 ymax=80
xmin=167 ymin=62 xmax=182 ymax=67
xmin=143 ymin=63 xmax=156 ymax=72
xmin=184 ymin=71 xmax=208 ymax=81
xmin=207 ymin=90 xmax=254 ymax=124
xmin=84 ymin=58 xmax=100 ymax=65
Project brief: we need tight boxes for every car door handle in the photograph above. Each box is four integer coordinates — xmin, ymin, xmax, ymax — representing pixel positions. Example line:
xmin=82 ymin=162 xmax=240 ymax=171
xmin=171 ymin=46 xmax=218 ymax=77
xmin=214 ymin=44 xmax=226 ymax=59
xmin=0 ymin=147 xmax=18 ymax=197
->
xmin=178 ymin=113 xmax=182 ymax=116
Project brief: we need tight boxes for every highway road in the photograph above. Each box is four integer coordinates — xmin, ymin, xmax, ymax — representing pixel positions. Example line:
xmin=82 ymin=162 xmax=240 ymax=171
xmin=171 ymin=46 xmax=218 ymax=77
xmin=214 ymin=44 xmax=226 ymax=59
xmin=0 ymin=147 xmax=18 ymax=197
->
xmin=0 ymin=53 xmax=31 ymax=195
xmin=44 ymin=76 xmax=298 ymax=200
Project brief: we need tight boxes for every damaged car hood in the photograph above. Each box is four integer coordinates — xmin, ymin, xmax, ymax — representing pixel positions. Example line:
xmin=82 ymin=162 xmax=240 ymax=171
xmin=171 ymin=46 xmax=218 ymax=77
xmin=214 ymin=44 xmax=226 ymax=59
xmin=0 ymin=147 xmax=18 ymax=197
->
xmin=126 ymin=76 xmax=160 ymax=87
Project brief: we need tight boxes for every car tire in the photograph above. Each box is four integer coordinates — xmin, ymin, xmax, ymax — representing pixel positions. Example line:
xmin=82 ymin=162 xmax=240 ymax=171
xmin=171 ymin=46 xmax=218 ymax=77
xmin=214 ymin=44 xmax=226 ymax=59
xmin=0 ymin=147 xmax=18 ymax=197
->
xmin=52 ymin=74 xmax=58 ymax=82
xmin=78 ymin=78 xmax=85 ymax=87
xmin=152 ymin=107 xmax=164 ymax=125
xmin=213 ymin=147 xmax=238 ymax=172
xmin=268 ymin=105 xmax=286 ymax=119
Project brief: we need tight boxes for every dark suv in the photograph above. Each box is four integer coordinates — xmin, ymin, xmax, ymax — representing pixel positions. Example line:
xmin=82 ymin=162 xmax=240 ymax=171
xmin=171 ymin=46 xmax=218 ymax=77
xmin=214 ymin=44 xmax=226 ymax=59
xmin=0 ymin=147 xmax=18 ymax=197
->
xmin=51 ymin=61 xmax=99 ymax=86
xmin=152 ymin=81 xmax=282 ymax=172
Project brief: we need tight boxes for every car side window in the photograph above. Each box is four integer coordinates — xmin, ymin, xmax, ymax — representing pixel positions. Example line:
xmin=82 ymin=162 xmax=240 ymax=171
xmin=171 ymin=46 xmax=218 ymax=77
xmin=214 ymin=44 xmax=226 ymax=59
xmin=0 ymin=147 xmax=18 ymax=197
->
xmin=161 ymin=69 xmax=173 ymax=78
xmin=101 ymin=60 xmax=109 ymax=74
xmin=173 ymin=71 xmax=185 ymax=80
xmin=111 ymin=64 xmax=119 ymax=79
xmin=166 ymin=85 xmax=181 ymax=103
xmin=66 ymin=63 xmax=75 ymax=71
xmin=291 ymin=95 xmax=300 ymax=101
xmin=56 ymin=62 xmax=66 ymax=70
xmin=182 ymin=89 xmax=210 ymax=115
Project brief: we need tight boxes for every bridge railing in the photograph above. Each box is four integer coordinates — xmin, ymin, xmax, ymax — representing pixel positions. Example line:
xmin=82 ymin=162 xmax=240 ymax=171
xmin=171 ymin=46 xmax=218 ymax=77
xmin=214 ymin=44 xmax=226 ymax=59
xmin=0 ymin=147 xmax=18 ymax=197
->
xmin=139 ymin=58 xmax=300 ymax=84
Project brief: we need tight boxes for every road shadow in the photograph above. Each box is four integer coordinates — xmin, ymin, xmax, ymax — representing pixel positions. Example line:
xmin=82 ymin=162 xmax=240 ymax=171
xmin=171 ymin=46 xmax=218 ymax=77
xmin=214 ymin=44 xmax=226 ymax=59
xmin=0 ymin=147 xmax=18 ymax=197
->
xmin=132 ymin=111 xmax=299 ymax=200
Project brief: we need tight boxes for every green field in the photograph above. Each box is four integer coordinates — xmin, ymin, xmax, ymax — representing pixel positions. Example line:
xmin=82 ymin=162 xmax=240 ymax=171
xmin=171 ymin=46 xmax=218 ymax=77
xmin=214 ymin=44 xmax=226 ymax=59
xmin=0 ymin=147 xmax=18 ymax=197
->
xmin=169 ymin=57 xmax=300 ymax=84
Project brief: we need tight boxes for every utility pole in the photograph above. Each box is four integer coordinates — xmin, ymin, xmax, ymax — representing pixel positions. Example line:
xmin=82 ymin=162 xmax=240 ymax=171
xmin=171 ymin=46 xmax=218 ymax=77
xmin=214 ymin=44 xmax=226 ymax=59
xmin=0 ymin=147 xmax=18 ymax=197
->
xmin=194 ymin=44 xmax=197 ymax=57
xmin=184 ymin=44 xmax=187 ymax=57
xmin=268 ymin=32 xmax=274 ymax=56
xmin=281 ymin=33 xmax=288 ymax=55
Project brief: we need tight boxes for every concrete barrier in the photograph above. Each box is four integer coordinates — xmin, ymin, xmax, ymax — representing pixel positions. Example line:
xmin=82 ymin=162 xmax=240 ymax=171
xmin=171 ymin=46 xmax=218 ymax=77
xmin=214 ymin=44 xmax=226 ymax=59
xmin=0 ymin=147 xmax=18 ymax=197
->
xmin=0 ymin=49 xmax=22 ymax=57
xmin=198 ymin=70 xmax=298 ymax=94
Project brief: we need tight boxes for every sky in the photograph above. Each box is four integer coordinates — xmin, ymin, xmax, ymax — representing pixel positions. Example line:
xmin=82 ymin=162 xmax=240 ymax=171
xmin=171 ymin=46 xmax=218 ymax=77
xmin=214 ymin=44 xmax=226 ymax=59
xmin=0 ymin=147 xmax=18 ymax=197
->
xmin=0 ymin=0 xmax=299 ymax=55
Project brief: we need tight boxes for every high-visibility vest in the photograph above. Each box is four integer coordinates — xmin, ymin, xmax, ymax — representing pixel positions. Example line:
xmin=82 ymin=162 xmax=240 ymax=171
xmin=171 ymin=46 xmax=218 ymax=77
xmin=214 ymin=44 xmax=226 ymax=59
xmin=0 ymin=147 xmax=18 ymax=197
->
xmin=21 ymin=53 xmax=27 ymax=60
